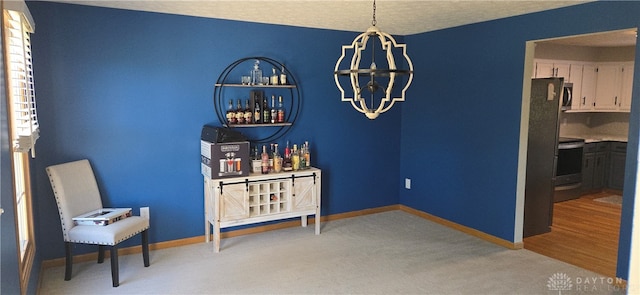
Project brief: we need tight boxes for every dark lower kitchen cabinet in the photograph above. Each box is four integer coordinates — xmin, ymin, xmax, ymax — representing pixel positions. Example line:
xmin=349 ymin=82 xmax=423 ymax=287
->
xmin=582 ymin=152 xmax=594 ymax=191
xmin=608 ymin=142 xmax=627 ymax=190
xmin=581 ymin=142 xmax=608 ymax=193
xmin=582 ymin=151 xmax=596 ymax=192
xmin=593 ymin=150 xmax=607 ymax=189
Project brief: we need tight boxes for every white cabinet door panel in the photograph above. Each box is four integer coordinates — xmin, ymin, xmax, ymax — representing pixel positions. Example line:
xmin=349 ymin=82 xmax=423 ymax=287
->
xmin=292 ymin=177 xmax=316 ymax=211
xmin=595 ymin=64 xmax=621 ymax=110
xmin=220 ymin=183 xmax=248 ymax=221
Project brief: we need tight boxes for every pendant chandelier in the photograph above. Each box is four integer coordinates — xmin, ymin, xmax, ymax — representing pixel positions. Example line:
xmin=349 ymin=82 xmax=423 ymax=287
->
xmin=334 ymin=0 xmax=414 ymax=120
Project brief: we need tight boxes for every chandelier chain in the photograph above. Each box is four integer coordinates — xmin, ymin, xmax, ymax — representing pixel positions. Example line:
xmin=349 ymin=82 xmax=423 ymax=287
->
xmin=371 ymin=0 xmax=377 ymax=26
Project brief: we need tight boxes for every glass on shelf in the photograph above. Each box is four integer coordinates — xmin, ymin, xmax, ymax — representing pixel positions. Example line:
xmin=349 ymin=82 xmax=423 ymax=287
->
xmin=241 ymin=75 xmax=251 ymax=85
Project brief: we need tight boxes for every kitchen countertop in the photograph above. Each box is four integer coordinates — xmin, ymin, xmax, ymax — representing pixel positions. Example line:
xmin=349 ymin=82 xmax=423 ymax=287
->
xmin=562 ymin=134 xmax=628 ymax=143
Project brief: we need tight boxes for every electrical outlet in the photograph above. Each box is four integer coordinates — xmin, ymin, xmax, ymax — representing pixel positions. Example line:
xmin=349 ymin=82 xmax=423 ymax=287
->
xmin=405 ymin=178 xmax=411 ymax=189
xmin=140 ymin=207 xmax=150 ymax=219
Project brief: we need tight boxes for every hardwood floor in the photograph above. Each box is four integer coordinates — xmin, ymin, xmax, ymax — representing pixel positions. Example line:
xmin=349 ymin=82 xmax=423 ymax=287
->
xmin=524 ymin=191 xmax=622 ymax=278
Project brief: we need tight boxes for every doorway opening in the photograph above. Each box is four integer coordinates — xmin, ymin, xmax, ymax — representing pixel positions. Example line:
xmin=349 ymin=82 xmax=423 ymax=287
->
xmin=518 ymin=28 xmax=637 ymax=278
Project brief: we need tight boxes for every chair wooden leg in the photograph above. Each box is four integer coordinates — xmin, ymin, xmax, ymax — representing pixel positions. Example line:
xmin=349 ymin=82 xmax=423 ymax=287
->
xmin=98 ymin=245 xmax=105 ymax=263
xmin=142 ymin=230 xmax=150 ymax=267
xmin=64 ymin=242 xmax=73 ymax=281
xmin=110 ymin=246 xmax=119 ymax=287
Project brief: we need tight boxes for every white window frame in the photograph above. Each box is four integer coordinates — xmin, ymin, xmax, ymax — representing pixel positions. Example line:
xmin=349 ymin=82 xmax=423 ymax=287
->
xmin=3 ymin=1 xmax=37 ymax=294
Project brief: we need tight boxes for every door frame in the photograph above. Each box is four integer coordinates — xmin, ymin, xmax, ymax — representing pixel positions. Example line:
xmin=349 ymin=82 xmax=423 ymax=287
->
xmin=515 ymin=31 xmax=640 ymax=283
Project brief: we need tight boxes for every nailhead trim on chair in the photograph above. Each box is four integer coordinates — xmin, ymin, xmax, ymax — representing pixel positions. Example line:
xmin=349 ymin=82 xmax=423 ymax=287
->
xmin=66 ymin=226 xmax=150 ymax=245
xmin=47 ymin=168 xmax=73 ymax=241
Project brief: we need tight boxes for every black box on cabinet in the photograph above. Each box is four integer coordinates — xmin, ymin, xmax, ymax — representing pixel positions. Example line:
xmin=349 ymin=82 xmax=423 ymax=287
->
xmin=201 ymin=140 xmax=250 ymax=179
xmin=201 ymin=125 xmax=247 ymax=143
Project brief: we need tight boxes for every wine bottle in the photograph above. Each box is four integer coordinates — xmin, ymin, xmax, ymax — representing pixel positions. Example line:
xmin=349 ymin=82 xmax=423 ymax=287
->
xmin=299 ymin=143 xmax=306 ymax=170
xmin=269 ymin=143 xmax=274 ymax=172
xmin=273 ymin=144 xmax=282 ymax=173
xmin=280 ymin=66 xmax=287 ymax=85
xmin=251 ymin=146 xmax=261 ymax=173
xmin=304 ymin=141 xmax=311 ymax=169
xmin=277 ymin=96 xmax=285 ymax=123
xmin=244 ymin=99 xmax=252 ymax=124
xmin=226 ymin=100 xmax=236 ymax=125
xmin=262 ymin=98 xmax=270 ymax=124
xmin=292 ymin=144 xmax=300 ymax=171
xmin=235 ymin=99 xmax=244 ymax=124
xmin=254 ymin=101 xmax=261 ymax=124
xmin=261 ymin=145 xmax=269 ymax=174
xmin=270 ymin=95 xmax=277 ymax=124
xmin=283 ymin=141 xmax=292 ymax=171
xmin=271 ymin=68 xmax=279 ymax=85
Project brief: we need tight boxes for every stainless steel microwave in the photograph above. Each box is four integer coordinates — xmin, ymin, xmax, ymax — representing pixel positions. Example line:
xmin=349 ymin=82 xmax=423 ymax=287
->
xmin=561 ymin=83 xmax=573 ymax=111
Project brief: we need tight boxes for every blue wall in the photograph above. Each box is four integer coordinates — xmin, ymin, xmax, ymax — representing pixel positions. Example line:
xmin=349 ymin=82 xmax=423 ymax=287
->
xmin=402 ymin=2 xmax=640 ymax=280
xmin=28 ymin=2 xmax=401 ymax=261
xmin=15 ymin=1 xmax=639 ymax=291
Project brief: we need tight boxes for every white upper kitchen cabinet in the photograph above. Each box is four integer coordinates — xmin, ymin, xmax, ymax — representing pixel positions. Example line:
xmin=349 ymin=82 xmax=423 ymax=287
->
xmin=534 ymin=58 xmax=634 ymax=113
xmin=594 ymin=63 xmax=621 ymax=111
xmin=619 ymin=61 xmax=634 ymax=111
xmin=534 ymin=59 xmax=571 ymax=80
xmin=578 ymin=64 xmax=598 ymax=110
xmin=569 ymin=63 xmax=584 ymax=110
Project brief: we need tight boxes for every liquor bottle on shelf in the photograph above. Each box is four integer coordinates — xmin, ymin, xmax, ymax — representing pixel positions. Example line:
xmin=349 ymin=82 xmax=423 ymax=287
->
xmin=254 ymin=101 xmax=261 ymax=124
xmin=283 ymin=141 xmax=292 ymax=171
xmin=299 ymin=143 xmax=307 ymax=169
xmin=226 ymin=100 xmax=236 ymax=125
xmin=252 ymin=146 xmax=261 ymax=173
xmin=244 ymin=99 xmax=253 ymax=124
xmin=280 ymin=66 xmax=287 ymax=85
xmin=251 ymin=60 xmax=262 ymax=85
xmin=277 ymin=96 xmax=285 ymax=123
xmin=270 ymin=95 xmax=277 ymax=124
xmin=269 ymin=143 xmax=274 ymax=172
xmin=273 ymin=143 xmax=282 ymax=173
xmin=292 ymin=144 xmax=300 ymax=171
xmin=303 ymin=141 xmax=311 ymax=169
xmin=235 ymin=99 xmax=244 ymax=124
xmin=261 ymin=145 xmax=269 ymax=174
xmin=271 ymin=68 xmax=279 ymax=85
xmin=262 ymin=98 xmax=271 ymax=124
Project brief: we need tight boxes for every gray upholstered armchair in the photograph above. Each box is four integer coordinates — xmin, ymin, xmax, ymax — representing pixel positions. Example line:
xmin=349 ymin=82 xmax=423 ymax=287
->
xmin=46 ymin=159 xmax=150 ymax=287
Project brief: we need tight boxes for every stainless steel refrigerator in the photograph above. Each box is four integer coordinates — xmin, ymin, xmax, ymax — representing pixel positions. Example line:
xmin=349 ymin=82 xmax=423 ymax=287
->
xmin=523 ymin=77 xmax=564 ymax=238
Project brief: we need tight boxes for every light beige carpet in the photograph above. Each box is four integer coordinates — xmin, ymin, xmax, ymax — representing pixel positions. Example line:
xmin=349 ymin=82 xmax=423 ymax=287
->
xmin=38 ymin=210 xmax=625 ymax=294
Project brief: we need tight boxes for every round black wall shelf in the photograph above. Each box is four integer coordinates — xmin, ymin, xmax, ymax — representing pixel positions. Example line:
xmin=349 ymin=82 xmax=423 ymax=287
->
xmin=213 ymin=57 xmax=300 ymax=143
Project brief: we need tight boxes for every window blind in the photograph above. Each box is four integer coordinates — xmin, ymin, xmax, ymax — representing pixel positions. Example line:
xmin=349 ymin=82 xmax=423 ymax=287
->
xmin=4 ymin=8 xmax=38 ymax=157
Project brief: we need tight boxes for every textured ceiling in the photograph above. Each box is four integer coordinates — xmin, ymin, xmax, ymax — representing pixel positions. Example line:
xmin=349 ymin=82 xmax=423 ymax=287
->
xmin=42 ymin=0 xmax=591 ymax=35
